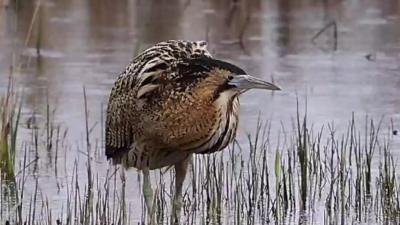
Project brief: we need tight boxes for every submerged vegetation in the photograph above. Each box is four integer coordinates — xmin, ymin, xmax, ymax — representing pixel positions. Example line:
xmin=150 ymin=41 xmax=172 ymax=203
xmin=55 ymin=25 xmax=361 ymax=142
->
xmin=0 ymin=88 xmax=398 ymax=225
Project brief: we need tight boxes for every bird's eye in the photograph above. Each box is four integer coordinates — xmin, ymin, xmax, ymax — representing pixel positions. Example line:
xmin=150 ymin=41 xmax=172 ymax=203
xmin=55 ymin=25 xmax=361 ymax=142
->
xmin=227 ymin=75 xmax=234 ymax=80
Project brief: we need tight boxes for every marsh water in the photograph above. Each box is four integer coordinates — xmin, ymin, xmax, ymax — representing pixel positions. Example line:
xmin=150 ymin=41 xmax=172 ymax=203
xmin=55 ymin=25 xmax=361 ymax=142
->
xmin=0 ymin=0 xmax=399 ymax=224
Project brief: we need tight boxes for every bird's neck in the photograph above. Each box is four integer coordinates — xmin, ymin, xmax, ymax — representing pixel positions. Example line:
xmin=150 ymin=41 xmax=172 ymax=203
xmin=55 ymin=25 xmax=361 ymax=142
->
xmin=214 ymin=90 xmax=239 ymax=116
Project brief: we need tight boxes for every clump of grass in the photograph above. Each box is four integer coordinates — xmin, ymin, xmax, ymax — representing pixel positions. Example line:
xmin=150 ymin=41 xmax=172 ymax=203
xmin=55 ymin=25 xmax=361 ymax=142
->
xmin=377 ymin=136 xmax=399 ymax=224
xmin=0 ymin=78 xmax=22 ymax=181
xmin=296 ymin=101 xmax=308 ymax=211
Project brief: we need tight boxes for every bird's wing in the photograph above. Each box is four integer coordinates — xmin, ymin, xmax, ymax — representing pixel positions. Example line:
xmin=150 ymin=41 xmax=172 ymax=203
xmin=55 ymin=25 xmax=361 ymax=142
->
xmin=105 ymin=40 xmax=211 ymax=158
xmin=105 ymin=73 xmax=138 ymax=158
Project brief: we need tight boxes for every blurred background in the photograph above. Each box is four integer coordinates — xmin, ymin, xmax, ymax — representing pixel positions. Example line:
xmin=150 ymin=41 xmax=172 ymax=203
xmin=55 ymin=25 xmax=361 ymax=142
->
xmin=0 ymin=0 xmax=399 ymax=224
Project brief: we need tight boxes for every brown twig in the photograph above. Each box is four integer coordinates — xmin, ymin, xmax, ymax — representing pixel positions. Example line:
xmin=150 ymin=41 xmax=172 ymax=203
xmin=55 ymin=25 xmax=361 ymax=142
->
xmin=311 ymin=20 xmax=338 ymax=51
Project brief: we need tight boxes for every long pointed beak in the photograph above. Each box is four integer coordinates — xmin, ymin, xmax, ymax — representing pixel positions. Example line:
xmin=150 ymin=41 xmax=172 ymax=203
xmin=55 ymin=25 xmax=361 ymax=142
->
xmin=228 ymin=75 xmax=281 ymax=91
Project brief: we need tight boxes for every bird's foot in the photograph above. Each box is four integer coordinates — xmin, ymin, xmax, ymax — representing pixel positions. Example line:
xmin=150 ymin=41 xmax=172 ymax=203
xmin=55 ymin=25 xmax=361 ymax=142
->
xmin=143 ymin=169 xmax=156 ymax=225
xmin=144 ymin=191 xmax=156 ymax=225
xmin=170 ymin=197 xmax=183 ymax=225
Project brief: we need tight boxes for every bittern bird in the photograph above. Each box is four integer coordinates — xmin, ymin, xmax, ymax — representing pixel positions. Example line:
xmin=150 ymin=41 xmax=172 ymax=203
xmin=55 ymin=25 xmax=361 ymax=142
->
xmin=105 ymin=40 xmax=280 ymax=224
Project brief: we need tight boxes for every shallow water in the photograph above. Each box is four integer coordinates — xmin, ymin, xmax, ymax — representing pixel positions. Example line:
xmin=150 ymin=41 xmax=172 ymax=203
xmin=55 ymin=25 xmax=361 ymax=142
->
xmin=0 ymin=0 xmax=399 ymax=224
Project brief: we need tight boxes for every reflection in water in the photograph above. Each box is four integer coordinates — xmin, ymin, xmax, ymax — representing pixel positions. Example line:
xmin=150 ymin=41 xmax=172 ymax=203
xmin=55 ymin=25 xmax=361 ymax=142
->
xmin=0 ymin=0 xmax=399 ymax=224
xmin=87 ymin=0 xmax=130 ymax=51
xmin=275 ymin=0 xmax=292 ymax=56
xmin=134 ymin=0 xmax=183 ymax=45
xmin=208 ymin=0 xmax=262 ymax=55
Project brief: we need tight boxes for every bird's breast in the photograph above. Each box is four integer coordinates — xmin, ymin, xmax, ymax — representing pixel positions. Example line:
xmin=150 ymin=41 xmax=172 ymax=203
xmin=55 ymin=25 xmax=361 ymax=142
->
xmin=195 ymin=93 xmax=240 ymax=154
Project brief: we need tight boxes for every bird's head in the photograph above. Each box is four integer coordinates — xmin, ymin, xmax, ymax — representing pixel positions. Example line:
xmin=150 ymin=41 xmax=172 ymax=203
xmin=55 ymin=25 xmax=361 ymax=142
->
xmin=187 ymin=57 xmax=280 ymax=102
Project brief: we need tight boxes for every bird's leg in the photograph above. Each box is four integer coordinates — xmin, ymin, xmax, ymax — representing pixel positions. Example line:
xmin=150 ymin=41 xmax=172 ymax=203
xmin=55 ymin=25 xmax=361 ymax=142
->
xmin=171 ymin=155 xmax=191 ymax=225
xmin=142 ymin=168 xmax=155 ymax=225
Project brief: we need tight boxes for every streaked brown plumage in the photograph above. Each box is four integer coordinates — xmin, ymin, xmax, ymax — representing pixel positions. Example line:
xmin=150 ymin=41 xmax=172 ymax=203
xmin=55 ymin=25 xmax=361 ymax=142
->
xmin=105 ymin=40 xmax=280 ymax=224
